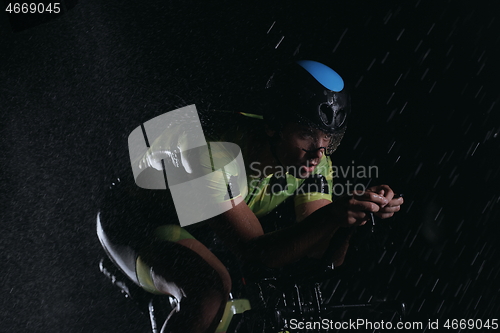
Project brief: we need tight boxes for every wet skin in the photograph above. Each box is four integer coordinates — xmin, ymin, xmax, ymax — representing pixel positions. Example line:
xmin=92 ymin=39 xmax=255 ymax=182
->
xmin=265 ymin=123 xmax=332 ymax=179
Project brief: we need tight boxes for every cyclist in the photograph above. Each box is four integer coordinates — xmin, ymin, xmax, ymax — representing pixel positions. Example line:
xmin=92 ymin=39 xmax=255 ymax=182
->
xmin=194 ymin=60 xmax=403 ymax=268
xmin=98 ymin=60 xmax=404 ymax=333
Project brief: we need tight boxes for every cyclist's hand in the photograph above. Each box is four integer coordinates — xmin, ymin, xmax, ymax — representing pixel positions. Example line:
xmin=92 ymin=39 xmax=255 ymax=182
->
xmin=332 ymin=190 xmax=388 ymax=227
xmin=366 ymin=185 xmax=404 ymax=219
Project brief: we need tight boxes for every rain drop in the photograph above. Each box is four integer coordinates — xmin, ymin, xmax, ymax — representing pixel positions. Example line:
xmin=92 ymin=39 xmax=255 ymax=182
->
xmin=274 ymin=36 xmax=284 ymax=49
xmin=427 ymin=23 xmax=435 ymax=35
xmin=381 ymin=52 xmax=390 ymax=64
xmin=444 ymin=58 xmax=454 ymax=71
xmin=399 ymin=102 xmax=407 ymax=114
xmin=394 ymin=73 xmax=403 ymax=86
xmin=431 ymin=278 xmax=439 ymax=292
xmin=355 ymin=76 xmax=364 ymax=88
xmin=421 ymin=68 xmax=429 ymax=80
xmin=396 ymin=29 xmax=405 ymax=41
xmin=417 ymin=299 xmax=425 ymax=312
xmin=415 ymin=163 xmax=423 ymax=176
xmin=267 ymin=21 xmax=276 ymax=34
xmin=332 ymin=28 xmax=348 ymax=53
xmin=415 ymin=40 xmax=423 ymax=52
xmin=415 ymin=274 xmax=423 ymax=287
xmin=387 ymin=141 xmax=396 ymax=153
xmin=429 ymin=81 xmax=437 ymax=93
xmin=367 ymin=58 xmax=376 ymax=71
xmin=446 ymin=45 xmax=454 ymax=57
xmin=386 ymin=92 xmax=395 ymax=104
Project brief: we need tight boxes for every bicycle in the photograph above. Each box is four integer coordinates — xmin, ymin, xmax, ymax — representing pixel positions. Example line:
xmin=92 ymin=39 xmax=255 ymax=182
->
xmin=97 ymin=178 xmax=405 ymax=333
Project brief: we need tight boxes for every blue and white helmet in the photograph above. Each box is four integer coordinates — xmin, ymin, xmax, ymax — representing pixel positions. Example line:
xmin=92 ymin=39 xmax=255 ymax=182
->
xmin=264 ymin=60 xmax=350 ymax=134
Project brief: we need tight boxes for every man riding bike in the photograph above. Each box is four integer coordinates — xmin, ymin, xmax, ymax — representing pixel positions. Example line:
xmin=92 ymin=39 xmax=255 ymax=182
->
xmin=97 ymin=60 xmax=404 ymax=333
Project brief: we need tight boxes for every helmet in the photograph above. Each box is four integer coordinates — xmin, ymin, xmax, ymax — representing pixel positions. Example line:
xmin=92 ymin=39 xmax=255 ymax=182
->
xmin=264 ymin=60 xmax=350 ymax=135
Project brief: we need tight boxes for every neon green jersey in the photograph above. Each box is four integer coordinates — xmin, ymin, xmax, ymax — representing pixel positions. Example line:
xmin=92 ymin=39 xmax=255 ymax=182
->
xmin=196 ymin=127 xmax=334 ymax=219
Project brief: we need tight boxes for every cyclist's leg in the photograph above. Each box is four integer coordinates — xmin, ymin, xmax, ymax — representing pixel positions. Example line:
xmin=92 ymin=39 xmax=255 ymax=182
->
xmin=98 ymin=180 xmax=231 ymax=333
xmin=97 ymin=212 xmax=139 ymax=285
xmin=140 ymin=239 xmax=231 ymax=333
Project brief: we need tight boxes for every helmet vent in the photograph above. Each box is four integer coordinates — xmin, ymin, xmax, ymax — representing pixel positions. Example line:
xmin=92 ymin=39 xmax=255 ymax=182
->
xmin=335 ymin=109 xmax=347 ymax=128
xmin=319 ymin=103 xmax=334 ymax=125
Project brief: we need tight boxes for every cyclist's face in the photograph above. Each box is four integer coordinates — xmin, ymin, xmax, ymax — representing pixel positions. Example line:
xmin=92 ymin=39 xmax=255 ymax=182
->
xmin=271 ymin=123 xmax=332 ymax=178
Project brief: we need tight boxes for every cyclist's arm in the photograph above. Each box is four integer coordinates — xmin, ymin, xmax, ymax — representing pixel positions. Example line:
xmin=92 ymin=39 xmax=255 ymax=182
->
xmin=209 ymin=192 xmax=385 ymax=268
xmin=295 ymin=198 xmax=353 ymax=267
xmin=209 ymin=200 xmax=337 ymax=268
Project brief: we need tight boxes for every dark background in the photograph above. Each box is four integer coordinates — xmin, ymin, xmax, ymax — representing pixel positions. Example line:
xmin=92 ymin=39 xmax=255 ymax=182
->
xmin=1 ymin=0 xmax=499 ymax=332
